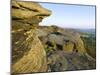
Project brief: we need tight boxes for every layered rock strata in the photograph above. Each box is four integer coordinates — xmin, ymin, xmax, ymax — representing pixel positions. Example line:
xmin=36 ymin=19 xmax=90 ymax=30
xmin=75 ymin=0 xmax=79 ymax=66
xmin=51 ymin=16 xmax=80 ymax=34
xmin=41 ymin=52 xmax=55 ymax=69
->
xmin=11 ymin=0 xmax=96 ymax=74
xmin=12 ymin=0 xmax=51 ymax=74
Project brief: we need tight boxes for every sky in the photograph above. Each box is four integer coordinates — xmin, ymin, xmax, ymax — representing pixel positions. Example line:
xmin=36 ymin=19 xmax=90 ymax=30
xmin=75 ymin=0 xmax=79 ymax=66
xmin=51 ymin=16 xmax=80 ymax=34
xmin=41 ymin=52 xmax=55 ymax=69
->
xmin=39 ymin=3 xmax=95 ymax=29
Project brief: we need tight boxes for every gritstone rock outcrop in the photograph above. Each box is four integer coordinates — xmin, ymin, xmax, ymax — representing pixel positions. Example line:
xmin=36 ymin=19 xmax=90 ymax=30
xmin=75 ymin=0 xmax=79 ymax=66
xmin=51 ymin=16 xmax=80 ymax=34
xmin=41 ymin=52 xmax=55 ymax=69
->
xmin=12 ymin=0 xmax=96 ymax=74
xmin=12 ymin=0 xmax=51 ymax=74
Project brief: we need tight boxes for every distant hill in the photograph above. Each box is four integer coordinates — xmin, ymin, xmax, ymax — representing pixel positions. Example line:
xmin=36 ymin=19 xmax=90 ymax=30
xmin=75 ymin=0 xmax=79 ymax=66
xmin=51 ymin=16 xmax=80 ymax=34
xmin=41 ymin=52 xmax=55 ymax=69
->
xmin=75 ymin=29 xmax=95 ymax=34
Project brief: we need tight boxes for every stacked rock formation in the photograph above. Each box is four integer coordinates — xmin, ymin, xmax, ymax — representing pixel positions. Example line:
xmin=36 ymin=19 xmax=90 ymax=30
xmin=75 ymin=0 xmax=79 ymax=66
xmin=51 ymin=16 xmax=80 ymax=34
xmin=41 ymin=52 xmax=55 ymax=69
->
xmin=12 ymin=0 xmax=51 ymax=74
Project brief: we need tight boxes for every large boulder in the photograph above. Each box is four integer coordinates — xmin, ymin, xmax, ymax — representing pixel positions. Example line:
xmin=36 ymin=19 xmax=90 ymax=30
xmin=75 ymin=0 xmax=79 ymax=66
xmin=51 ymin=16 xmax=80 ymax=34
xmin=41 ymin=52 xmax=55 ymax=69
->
xmin=38 ymin=26 xmax=86 ymax=54
xmin=12 ymin=0 xmax=51 ymax=25
xmin=12 ymin=0 xmax=51 ymax=74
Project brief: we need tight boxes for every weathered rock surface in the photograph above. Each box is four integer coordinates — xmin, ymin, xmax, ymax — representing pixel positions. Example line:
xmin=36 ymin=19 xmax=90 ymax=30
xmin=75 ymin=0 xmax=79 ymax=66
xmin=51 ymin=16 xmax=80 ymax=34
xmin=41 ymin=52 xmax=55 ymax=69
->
xmin=38 ymin=26 xmax=86 ymax=54
xmin=12 ymin=35 xmax=47 ymax=73
xmin=47 ymin=51 xmax=95 ymax=72
xmin=63 ymin=41 xmax=74 ymax=53
xmin=37 ymin=26 xmax=96 ymax=72
xmin=12 ymin=0 xmax=51 ymax=74
xmin=12 ymin=0 xmax=51 ymax=25
xmin=12 ymin=0 xmax=96 ymax=74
